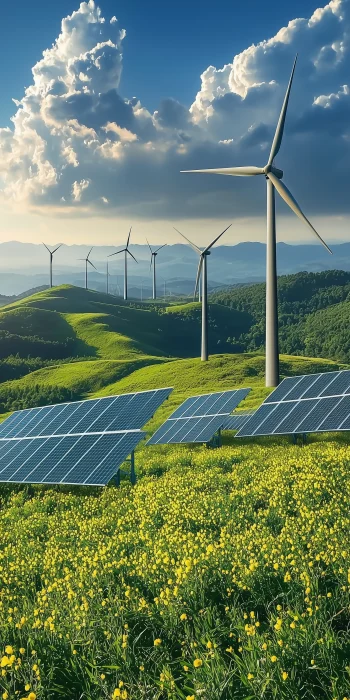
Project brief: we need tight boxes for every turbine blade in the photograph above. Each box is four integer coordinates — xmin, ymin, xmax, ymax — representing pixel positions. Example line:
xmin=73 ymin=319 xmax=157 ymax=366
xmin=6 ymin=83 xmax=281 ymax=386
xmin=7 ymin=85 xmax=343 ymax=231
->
xmin=87 ymin=246 xmax=93 ymax=260
xmin=181 ymin=166 xmax=264 ymax=177
xmin=173 ymin=227 xmax=202 ymax=254
xmin=127 ymin=249 xmax=138 ymax=263
xmin=87 ymin=259 xmax=98 ymax=270
xmin=203 ymin=223 xmax=232 ymax=254
xmin=268 ymin=55 xmax=297 ymax=165
xmin=108 ymin=248 xmax=125 ymax=257
xmin=146 ymin=238 xmax=153 ymax=254
xmin=267 ymin=172 xmax=332 ymax=254
xmin=127 ymin=227 xmax=132 ymax=248
xmin=52 ymin=244 xmax=62 ymax=254
xmin=42 ymin=242 xmax=51 ymax=253
xmin=154 ymin=243 xmax=167 ymax=253
xmin=194 ymin=257 xmax=203 ymax=299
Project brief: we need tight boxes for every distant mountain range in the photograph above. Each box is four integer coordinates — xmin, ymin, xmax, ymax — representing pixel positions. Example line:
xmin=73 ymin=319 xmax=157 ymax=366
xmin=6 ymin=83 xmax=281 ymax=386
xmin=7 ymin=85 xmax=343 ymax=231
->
xmin=0 ymin=240 xmax=350 ymax=296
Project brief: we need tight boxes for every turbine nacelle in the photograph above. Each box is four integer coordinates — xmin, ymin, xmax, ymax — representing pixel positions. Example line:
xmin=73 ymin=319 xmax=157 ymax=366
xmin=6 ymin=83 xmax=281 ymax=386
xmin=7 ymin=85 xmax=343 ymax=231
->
xmin=264 ymin=165 xmax=283 ymax=179
xmin=181 ymin=55 xmax=331 ymax=256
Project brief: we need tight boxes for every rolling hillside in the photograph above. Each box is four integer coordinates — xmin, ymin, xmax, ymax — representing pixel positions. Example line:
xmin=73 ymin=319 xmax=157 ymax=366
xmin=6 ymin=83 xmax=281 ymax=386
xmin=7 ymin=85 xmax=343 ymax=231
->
xmin=0 ymin=278 xmax=348 ymax=415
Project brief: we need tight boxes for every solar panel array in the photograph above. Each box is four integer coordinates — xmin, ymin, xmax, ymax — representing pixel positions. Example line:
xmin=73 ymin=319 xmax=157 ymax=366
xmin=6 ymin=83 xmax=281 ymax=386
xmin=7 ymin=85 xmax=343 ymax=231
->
xmin=0 ymin=388 xmax=172 ymax=486
xmin=222 ymin=413 xmax=255 ymax=431
xmin=236 ymin=370 xmax=350 ymax=438
xmin=0 ymin=389 xmax=172 ymax=439
xmin=148 ymin=388 xmax=250 ymax=444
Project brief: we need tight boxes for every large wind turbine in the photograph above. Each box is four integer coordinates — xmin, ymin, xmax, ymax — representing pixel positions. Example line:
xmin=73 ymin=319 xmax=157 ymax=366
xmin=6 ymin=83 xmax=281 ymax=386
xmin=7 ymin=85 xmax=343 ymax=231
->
xmin=108 ymin=228 xmax=137 ymax=300
xmin=174 ymin=224 xmax=232 ymax=361
xmin=181 ymin=56 xmax=332 ymax=386
xmin=43 ymin=243 xmax=62 ymax=288
xmin=78 ymin=247 xmax=97 ymax=290
xmin=146 ymin=240 xmax=167 ymax=300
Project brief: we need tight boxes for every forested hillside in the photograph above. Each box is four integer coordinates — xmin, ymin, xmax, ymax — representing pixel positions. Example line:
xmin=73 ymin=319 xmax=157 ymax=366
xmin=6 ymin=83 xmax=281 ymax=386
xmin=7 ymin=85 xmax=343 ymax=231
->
xmin=211 ymin=270 xmax=350 ymax=362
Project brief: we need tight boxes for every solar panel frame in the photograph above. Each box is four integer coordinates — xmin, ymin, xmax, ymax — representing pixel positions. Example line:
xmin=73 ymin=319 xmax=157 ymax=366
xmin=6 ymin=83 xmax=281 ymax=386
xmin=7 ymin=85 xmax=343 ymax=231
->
xmin=148 ymin=388 xmax=251 ymax=445
xmin=0 ymin=431 xmax=145 ymax=486
xmin=236 ymin=369 xmax=350 ymax=438
xmin=0 ymin=388 xmax=173 ymax=439
xmin=0 ymin=388 xmax=172 ymax=486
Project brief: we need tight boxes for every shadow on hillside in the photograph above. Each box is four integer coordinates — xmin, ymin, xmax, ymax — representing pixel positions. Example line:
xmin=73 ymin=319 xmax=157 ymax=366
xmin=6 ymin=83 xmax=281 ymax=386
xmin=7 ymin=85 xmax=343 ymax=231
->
xmin=0 ymin=306 xmax=96 ymax=360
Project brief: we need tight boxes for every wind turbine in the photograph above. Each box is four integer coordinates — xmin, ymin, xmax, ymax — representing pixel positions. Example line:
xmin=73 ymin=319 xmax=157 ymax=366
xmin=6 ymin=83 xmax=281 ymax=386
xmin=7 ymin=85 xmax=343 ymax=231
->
xmin=146 ymin=240 xmax=167 ymax=300
xmin=43 ymin=243 xmax=62 ymax=288
xmin=78 ymin=247 xmax=97 ymax=290
xmin=181 ymin=55 xmax=332 ymax=386
xmin=108 ymin=228 xmax=137 ymax=300
xmin=174 ymin=224 xmax=232 ymax=361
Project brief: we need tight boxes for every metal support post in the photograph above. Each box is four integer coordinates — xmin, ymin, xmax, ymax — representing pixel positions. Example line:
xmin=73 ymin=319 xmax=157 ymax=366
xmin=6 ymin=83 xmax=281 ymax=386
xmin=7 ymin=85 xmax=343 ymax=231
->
xmin=130 ymin=450 xmax=136 ymax=485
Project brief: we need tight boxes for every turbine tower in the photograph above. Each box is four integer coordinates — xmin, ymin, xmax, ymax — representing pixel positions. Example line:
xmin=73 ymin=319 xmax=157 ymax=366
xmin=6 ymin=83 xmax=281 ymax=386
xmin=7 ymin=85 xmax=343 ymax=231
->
xmin=108 ymin=228 xmax=137 ymax=300
xmin=146 ymin=240 xmax=167 ymax=300
xmin=78 ymin=247 xmax=97 ymax=290
xmin=43 ymin=243 xmax=62 ymax=288
xmin=181 ymin=55 xmax=332 ymax=387
xmin=106 ymin=259 xmax=110 ymax=295
xmin=174 ymin=224 xmax=232 ymax=361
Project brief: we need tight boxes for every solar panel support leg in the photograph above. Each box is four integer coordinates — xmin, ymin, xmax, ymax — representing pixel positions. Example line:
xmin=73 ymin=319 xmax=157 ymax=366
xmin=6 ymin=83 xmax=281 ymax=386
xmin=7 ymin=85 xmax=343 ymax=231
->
xmin=130 ymin=450 xmax=136 ymax=486
xmin=115 ymin=469 xmax=121 ymax=487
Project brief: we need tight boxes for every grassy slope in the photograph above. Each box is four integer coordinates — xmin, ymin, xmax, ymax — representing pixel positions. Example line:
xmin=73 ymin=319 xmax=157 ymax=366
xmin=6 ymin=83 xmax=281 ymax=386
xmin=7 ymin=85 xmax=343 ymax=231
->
xmin=0 ymin=359 xmax=166 ymax=398
xmin=95 ymin=352 xmax=347 ymax=441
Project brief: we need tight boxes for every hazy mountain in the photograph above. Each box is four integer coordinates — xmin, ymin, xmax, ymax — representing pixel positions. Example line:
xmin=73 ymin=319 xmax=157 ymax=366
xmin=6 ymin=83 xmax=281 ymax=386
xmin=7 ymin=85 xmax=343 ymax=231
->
xmin=0 ymin=240 xmax=349 ymax=296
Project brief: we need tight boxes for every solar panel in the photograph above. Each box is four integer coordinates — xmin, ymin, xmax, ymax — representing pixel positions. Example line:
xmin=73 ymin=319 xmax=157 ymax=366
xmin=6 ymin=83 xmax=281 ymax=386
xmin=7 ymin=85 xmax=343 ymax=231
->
xmin=0 ymin=432 xmax=144 ymax=486
xmin=148 ymin=389 xmax=251 ymax=445
xmin=236 ymin=369 xmax=350 ymax=438
xmin=0 ymin=388 xmax=172 ymax=439
xmin=0 ymin=388 xmax=173 ymax=486
xmin=170 ymin=389 xmax=250 ymax=419
xmin=222 ymin=413 xmax=255 ymax=431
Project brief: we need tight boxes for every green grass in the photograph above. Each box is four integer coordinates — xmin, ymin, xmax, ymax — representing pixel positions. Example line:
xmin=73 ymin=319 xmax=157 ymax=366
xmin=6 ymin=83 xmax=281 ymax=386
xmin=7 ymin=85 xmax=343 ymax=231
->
xmin=0 ymin=358 xmax=167 ymax=402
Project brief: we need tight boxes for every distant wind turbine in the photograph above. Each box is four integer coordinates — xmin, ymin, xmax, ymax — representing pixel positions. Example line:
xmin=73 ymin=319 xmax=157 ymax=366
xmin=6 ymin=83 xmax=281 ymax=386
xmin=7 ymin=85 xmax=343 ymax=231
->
xmin=78 ymin=247 xmax=97 ymax=290
xmin=181 ymin=55 xmax=332 ymax=386
xmin=174 ymin=224 xmax=232 ymax=361
xmin=146 ymin=240 xmax=167 ymax=300
xmin=43 ymin=242 xmax=62 ymax=288
xmin=108 ymin=228 xmax=137 ymax=300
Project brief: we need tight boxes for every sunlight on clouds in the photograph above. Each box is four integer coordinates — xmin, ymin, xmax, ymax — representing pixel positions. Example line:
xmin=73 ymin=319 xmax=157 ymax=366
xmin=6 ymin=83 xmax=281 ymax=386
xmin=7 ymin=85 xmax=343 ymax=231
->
xmin=0 ymin=0 xmax=350 ymax=232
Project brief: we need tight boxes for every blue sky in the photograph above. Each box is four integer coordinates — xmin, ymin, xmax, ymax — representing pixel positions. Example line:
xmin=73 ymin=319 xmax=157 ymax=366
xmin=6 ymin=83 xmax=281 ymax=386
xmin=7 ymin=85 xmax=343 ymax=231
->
xmin=0 ymin=0 xmax=349 ymax=246
xmin=0 ymin=0 xmax=321 ymax=124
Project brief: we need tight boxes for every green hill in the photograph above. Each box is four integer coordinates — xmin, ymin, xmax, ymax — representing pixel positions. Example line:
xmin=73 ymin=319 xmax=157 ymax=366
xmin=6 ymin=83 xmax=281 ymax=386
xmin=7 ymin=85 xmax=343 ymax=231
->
xmin=1 ymin=285 xmax=250 ymax=359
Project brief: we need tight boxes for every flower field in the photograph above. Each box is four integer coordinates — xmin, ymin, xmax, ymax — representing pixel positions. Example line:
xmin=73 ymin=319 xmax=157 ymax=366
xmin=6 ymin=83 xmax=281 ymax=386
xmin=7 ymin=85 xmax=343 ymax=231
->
xmin=0 ymin=441 xmax=349 ymax=699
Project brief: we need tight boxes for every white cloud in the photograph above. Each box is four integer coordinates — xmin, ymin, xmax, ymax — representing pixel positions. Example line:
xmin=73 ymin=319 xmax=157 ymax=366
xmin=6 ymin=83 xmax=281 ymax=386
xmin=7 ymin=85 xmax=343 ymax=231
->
xmin=72 ymin=178 xmax=90 ymax=201
xmin=1 ymin=0 xmax=350 ymax=221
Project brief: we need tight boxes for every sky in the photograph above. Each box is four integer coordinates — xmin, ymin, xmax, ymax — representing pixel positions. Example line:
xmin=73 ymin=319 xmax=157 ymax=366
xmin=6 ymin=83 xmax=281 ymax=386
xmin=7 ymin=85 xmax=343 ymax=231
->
xmin=0 ymin=0 xmax=349 ymax=247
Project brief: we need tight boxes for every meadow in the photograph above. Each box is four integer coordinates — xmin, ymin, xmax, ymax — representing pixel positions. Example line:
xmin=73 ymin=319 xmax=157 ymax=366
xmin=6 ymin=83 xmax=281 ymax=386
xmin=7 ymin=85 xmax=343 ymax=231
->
xmin=0 ymin=441 xmax=349 ymax=699
xmin=0 ymin=285 xmax=348 ymax=699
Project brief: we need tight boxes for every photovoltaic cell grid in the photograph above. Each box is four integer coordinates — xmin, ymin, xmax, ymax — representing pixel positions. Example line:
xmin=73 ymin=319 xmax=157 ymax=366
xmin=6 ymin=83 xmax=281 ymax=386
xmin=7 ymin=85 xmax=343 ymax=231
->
xmin=0 ymin=432 xmax=144 ymax=486
xmin=0 ymin=388 xmax=173 ymax=486
xmin=222 ymin=413 xmax=255 ymax=431
xmin=236 ymin=370 xmax=350 ymax=438
xmin=148 ymin=389 xmax=250 ymax=444
xmin=0 ymin=388 xmax=173 ymax=438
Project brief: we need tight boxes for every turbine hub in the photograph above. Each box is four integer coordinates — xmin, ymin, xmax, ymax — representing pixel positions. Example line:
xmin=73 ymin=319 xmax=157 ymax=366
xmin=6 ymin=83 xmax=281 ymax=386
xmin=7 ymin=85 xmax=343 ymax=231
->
xmin=264 ymin=164 xmax=283 ymax=179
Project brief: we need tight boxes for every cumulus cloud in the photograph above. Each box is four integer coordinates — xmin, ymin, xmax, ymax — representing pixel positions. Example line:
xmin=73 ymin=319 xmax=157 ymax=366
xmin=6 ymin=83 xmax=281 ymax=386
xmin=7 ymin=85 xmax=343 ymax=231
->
xmin=1 ymin=0 xmax=350 ymax=220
